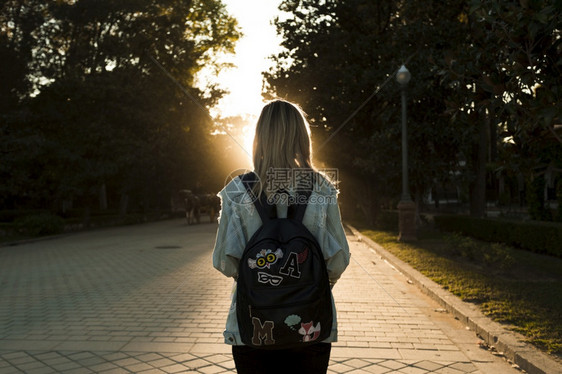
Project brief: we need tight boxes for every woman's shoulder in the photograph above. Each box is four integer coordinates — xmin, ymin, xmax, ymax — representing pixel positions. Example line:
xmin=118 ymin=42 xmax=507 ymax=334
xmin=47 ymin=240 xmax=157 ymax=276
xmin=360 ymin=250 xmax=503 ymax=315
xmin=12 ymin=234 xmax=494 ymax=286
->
xmin=219 ymin=173 xmax=254 ymax=205
xmin=312 ymin=171 xmax=339 ymax=197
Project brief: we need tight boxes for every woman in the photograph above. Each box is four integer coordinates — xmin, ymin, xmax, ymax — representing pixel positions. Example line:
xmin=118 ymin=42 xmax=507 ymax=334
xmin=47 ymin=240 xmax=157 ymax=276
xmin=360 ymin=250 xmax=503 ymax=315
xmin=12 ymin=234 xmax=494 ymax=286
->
xmin=212 ymin=99 xmax=350 ymax=373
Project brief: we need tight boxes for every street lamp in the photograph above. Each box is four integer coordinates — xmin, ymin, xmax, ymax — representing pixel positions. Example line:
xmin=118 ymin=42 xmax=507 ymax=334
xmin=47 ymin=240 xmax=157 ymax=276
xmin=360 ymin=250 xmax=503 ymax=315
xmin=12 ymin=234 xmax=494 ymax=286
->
xmin=396 ymin=65 xmax=417 ymax=241
xmin=396 ymin=65 xmax=411 ymax=86
xmin=397 ymin=65 xmax=411 ymax=201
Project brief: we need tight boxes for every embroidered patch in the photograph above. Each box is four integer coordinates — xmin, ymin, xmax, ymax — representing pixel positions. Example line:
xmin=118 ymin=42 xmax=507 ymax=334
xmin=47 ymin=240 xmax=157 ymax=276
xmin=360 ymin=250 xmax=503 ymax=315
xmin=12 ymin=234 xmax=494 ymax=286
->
xmin=257 ymin=272 xmax=283 ymax=286
xmin=248 ymin=248 xmax=283 ymax=269
xmin=298 ymin=321 xmax=321 ymax=342
xmin=251 ymin=317 xmax=275 ymax=346
xmin=297 ymin=247 xmax=309 ymax=263
xmin=284 ymin=314 xmax=302 ymax=330
xmin=279 ymin=248 xmax=308 ymax=278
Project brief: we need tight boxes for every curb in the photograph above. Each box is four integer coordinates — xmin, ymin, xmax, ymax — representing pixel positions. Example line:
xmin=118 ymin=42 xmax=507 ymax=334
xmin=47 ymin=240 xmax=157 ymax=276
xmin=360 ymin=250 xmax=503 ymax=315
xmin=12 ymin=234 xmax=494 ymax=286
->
xmin=0 ymin=218 xmax=182 ymax=248
xmin=0 ymin=234 xmax=67 ymax=248
xmin=346 ymin=224 xmax=562 ymax=374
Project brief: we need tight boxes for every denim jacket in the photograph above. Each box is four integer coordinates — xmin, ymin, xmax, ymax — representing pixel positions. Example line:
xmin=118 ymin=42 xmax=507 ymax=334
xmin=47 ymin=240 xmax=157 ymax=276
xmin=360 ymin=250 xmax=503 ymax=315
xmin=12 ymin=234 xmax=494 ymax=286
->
xmin=212 ymin=173 xmax=350 ymax=345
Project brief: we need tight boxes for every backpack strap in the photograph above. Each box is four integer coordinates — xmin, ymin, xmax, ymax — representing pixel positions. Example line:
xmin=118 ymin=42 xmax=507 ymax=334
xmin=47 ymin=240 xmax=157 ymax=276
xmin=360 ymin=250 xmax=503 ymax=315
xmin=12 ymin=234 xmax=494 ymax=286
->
xmin=289 ymin=189 xmax=311 ymax=222
xmin=289 ymin=171 xmax=317 ymax=222
xmin=239 ymin=172 xmax=313 ymax=223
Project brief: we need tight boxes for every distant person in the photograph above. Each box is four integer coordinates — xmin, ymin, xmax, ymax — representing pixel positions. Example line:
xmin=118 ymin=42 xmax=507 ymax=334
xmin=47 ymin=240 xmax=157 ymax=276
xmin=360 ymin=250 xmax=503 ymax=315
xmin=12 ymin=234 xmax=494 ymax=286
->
xmin=212 ymin=99 xmax=350 ymax=373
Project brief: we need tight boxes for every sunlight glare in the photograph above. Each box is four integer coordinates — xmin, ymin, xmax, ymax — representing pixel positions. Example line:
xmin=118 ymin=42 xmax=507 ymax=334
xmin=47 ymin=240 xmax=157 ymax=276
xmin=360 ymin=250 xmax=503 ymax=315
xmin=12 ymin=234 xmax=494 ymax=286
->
xmin=202 ymin=0 xmax=284 ymax=119
xmin=196 ymin=0 xmax=285 ymax=168
xmin=242 ymin=121 xmax=256 ymax=158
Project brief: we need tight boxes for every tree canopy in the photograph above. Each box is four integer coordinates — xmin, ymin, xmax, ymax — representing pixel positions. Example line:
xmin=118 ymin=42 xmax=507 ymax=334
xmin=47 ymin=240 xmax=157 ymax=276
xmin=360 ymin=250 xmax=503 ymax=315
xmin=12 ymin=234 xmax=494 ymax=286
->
xmin=265 ymin=0 xmax=561 ymax=221
xmin=1 ymin=0 xmax=241 ymax=217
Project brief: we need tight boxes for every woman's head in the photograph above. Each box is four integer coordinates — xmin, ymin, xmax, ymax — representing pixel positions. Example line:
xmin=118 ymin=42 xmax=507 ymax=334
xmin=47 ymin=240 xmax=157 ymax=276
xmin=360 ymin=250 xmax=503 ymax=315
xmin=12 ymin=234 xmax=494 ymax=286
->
xmin=253 ymin=99 xmax=313 ymax=170
xmin=252 ymin=100 xmax=314 ymax=192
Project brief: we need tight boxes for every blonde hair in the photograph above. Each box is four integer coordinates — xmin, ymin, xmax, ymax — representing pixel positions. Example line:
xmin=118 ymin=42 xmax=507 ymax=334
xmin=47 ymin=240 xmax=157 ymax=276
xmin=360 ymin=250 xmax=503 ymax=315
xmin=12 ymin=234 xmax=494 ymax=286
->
xmin=252 ymin=99 xmax=315 ymax=196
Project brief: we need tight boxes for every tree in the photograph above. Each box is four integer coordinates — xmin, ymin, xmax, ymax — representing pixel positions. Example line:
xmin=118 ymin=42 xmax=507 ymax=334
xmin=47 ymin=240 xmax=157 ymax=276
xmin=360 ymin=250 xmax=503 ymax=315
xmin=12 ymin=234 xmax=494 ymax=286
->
xmin=266 ymin=0 xmax=561 ymax=221
xmin=0 ymin=0 xmax=241 ymax=217
xmin=0 ymin=0 xmax=44 ymax=110
xmin=442 ymin=0 xmax=562 ymax=217
xmin=266 ymin=0 xmax=469 ymax=222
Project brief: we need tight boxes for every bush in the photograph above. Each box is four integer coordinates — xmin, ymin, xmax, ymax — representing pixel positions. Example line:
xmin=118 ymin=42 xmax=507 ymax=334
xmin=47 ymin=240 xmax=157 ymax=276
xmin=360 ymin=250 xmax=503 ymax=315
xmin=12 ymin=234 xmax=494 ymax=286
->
xmin=375 ymin=210 xmax=399 ymax=232
xmin=446 ymin=233 xmax=480 ymax=259
xmin=0 ymin=209 xmax=49 ymax=223
xmin=434 ymin=214 xmax=562 ymax=258
xmin=527 ymin=176 xmax=551 ymax=221
xmin=444 ymin=233 xmax=515 ymax=270
xmin=488 ymin=243 xmax=515 ymax=270
xmin=15 ymin=213 xmax=65 ymax=237
xmin=557 ymin=182 xmax=562 ymax=222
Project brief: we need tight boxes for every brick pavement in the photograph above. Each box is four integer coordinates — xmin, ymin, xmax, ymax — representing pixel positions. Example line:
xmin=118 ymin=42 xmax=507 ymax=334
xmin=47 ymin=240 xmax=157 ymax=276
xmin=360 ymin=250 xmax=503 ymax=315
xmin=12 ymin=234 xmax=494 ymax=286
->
xmin=0 ymin=219 xmax=523 ymax=373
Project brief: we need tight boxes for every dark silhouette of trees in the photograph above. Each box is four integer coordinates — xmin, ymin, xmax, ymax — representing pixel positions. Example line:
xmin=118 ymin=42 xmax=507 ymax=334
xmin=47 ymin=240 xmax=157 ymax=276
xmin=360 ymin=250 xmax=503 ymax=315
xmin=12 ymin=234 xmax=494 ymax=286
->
xmin=1 ymin=0 xmax=241 ymax=218
xmin=265 ymin=0 xmax=561 ymax=221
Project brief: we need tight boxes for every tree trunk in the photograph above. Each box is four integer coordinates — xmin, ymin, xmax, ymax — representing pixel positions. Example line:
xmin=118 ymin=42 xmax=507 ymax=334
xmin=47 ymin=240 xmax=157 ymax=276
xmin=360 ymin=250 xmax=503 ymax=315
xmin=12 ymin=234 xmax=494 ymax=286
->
xmin=99 ymin=183 xmax=108 ymax=210
xmin=119 ymin=193 xmax=129 ymax=216
xmin=415 ymin=187 xmax=424 ymax=227
xmin=82 ymin=205 xmax=91 ymax=228
xmin=469 ymin=116 xmax=488 ymax=217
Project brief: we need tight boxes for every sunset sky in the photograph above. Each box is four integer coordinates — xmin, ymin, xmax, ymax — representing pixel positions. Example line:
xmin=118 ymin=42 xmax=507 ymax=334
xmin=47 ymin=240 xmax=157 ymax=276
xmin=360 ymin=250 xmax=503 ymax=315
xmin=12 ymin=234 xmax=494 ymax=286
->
xmin=193 ymin=0 xmax=285 ymax=161
xmin=205 ymin=0 xmax=284 ymax=119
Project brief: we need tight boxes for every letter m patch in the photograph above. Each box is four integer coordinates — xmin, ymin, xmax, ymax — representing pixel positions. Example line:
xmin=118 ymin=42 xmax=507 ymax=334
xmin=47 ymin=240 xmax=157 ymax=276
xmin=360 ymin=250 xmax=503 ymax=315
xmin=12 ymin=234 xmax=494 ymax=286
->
xmin=251 ymin=317 xmax=275 ymax=346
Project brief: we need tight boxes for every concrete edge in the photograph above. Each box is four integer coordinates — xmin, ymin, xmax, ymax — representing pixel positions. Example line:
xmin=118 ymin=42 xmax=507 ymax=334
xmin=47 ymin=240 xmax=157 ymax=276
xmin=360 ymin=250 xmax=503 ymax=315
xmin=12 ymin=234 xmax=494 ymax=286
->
xmin=0 ymin=217 xmax=185 ymax=248
xmin=0 ymin=233 xmax=67 ymax=248
xmin=346 ymin=224 xmax=562 ymax=374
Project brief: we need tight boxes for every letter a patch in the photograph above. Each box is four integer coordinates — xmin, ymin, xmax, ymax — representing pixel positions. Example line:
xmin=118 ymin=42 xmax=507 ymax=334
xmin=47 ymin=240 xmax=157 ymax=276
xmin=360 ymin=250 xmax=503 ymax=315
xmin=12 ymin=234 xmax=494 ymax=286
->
xmin=279 ymin=248 xmax=308 ymax=279
xmin=251 ymin=317 xmax=275 ymax=346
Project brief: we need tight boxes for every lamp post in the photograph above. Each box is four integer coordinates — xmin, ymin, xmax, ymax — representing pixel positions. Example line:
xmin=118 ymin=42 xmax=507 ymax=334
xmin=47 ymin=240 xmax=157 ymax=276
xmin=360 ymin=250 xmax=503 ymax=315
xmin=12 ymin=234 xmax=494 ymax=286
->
xmin=396 ymin=65 xmax=417 ymax=241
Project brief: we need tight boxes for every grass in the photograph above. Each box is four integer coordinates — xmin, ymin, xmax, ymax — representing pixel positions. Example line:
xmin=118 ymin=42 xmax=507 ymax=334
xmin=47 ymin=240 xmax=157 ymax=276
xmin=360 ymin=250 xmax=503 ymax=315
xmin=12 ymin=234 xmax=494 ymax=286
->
xmin=353 ymin=222 xmax=562 ymax=357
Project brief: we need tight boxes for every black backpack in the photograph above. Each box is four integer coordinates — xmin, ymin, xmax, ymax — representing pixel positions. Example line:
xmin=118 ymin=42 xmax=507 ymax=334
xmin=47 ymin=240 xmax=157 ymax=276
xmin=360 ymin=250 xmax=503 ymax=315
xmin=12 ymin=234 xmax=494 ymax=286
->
xmin=236 ymin=172 xmax=333 ymax=349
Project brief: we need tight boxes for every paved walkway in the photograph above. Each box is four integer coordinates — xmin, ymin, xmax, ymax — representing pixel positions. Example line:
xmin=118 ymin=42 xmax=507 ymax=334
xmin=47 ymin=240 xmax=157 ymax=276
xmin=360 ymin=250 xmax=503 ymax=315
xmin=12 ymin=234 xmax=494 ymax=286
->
xmin=0 ymin=219 xmax=524 ymax=373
